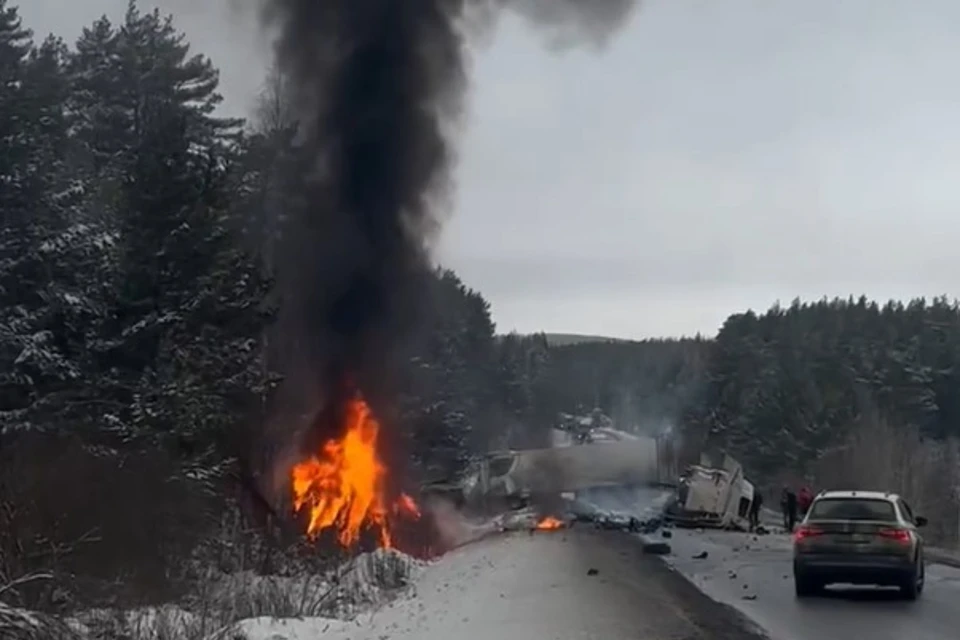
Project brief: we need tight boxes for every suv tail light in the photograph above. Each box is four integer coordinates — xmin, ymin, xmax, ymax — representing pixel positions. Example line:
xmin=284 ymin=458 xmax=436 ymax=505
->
xmin=793 ymin=525 xmax=823 ymax=542
xmin=878 ymin=528 xmax=911 ymax=544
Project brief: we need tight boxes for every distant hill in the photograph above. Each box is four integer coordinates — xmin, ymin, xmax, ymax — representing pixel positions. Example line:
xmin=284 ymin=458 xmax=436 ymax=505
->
xmin=542 ymin=333 xmax=630 ymax=346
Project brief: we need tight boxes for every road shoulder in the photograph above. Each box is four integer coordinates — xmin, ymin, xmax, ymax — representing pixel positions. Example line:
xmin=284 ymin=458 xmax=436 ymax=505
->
xmin=926 ymin=547 xmax=960 ymax=569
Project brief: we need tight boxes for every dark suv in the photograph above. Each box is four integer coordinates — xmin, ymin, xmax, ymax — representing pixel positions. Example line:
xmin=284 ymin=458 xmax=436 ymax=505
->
xmin=792 ymin=490 xmax=927 ymax=599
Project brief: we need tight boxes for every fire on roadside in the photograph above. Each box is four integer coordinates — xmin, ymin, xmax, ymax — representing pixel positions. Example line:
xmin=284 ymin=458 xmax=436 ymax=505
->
xmin=290 ymin=391 xmax=420 ymax=549
xmin=535 ymin=515 xmax=565 ymax=531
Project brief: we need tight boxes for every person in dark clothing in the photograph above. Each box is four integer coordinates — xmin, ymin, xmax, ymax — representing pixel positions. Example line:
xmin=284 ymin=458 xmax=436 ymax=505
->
xmin=780 ymin=487 xmax=789 ymax=526
xmin=749 ymin=491 xmax=763 ymax=531
xmin=780 ymin=486 xmax=798 ymax=530
xmin=783 ymin=488 xmax=798 ymax=531
xmin=797 ymin=486 xmax=813 ymax=517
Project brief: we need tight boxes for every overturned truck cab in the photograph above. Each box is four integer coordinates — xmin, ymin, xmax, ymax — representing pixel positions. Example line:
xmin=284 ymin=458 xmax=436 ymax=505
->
xmin=666 ymin=452 xmax=755 ymax=531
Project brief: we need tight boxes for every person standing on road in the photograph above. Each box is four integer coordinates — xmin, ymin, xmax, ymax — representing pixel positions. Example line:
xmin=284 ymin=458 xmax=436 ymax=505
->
xmin=797 ymin=486 xmax=813 ymax=518
xmin=749 ymin=491 xmax=763 ymax=531
xmin=780 ymin=487 xmax=788 ymax=526
xmin=781 ymin=486 xmax=798 ymax=531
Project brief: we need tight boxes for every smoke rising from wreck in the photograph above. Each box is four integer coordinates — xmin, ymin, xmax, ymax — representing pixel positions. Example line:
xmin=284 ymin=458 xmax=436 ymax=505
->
xmin=258 ymin=0 xmax=640 ymax=504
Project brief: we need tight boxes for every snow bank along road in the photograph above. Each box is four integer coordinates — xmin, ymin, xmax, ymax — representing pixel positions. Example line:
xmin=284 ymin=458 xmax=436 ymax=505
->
xmin=249 ymin=527 xmax=766 ymax=640
xmin=662 ymin=527 xmax=960 ymax=640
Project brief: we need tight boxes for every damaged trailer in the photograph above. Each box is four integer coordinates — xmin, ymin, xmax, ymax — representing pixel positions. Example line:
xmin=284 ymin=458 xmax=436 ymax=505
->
xmin=665 ymin=453 xmax=755 ymax=531
xmin=422 ymin=434 xmax=678 ymax=513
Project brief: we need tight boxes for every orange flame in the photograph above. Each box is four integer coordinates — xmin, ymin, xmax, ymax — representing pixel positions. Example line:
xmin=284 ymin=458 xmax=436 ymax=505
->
xmin=535 ymin=516 xmax=564 ymax=530
xmin=291 ymin=392 xmax=418 ymax=548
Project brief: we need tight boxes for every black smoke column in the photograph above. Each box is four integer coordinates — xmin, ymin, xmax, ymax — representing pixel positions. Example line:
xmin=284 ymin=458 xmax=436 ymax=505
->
xmin=258 ymin=0 xmax=640 ymax=508
xmin=259 ymin=0 xmax=467 ymax=486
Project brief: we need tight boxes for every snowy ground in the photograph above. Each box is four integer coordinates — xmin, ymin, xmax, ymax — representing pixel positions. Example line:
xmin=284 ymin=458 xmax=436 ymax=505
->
xmin=2 ymin=489 xmax=680 ymax=640
xmin=240 ymin=527 xmax=765 ymax=640
xmin=0 ymin=549 xmax=424 ymax=640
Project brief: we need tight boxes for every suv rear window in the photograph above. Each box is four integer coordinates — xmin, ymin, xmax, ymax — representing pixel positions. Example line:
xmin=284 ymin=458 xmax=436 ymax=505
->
xmin=808 ymin=498 xmax=897 ymax=522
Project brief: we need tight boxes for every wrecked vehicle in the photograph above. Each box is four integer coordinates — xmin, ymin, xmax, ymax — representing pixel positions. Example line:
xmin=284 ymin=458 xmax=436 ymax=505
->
xmin=423 ymin=435 xmax=679 ymax=514
xmin=665 ymin=452 xmax=755 ymax=531
xmin=420 ymin=451 xmax=527 ymax=512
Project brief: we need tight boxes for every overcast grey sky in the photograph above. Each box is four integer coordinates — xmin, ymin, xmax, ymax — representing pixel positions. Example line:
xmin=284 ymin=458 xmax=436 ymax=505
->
xmin=20 ymin=0 xmax=960 ymax=339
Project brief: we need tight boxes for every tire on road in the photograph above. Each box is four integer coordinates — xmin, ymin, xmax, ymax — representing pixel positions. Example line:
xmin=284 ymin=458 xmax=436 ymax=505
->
xmin=899 ymin=560 xmax=924 ymax=601
xmin=793 ymin=572 xmax=822 ymax=598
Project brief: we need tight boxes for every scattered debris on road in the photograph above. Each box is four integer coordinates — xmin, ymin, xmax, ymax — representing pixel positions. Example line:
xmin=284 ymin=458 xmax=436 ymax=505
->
xmin=641 ymin=538 xmax=672 ymax=555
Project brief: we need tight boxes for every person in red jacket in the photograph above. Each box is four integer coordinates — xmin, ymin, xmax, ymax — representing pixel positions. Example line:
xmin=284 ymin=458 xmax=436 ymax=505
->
xmin=797 ymin=486 xmax=813 ymax=517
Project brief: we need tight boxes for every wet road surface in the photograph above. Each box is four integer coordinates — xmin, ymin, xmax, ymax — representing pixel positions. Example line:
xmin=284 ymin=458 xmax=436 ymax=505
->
xmin=333 ymin=527 xmax=766 ymax=640
xmin=663 ymin=527 xmax=960 ymax=640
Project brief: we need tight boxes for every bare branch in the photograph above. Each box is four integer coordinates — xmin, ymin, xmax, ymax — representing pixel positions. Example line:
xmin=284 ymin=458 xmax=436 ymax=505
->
xmin=0 ymin=571 xmax=53 ymax=598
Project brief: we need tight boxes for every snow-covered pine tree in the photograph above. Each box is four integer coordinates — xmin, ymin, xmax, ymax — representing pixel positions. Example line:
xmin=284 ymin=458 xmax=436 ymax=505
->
xmin=63 ymin=2 xmax=261 ymax=452
xmin=0 ymin=8 xmax=101 ymax=436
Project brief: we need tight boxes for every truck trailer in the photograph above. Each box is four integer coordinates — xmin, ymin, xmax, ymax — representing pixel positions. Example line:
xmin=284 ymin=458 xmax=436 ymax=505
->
xmin=422 ymin=434 xmax=679 ymax=513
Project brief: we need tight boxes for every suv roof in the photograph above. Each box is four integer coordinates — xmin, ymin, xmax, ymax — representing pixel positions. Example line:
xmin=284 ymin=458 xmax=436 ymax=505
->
xmin=816 ymin=490 xmax=898 ymax=501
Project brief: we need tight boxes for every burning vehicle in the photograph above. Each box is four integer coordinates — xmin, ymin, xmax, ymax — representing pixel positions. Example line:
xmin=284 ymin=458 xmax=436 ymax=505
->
xmin=421 ymin=450 xmax=539 ymax=514
xmin=290 ymin=391 xmax=422 ymax=550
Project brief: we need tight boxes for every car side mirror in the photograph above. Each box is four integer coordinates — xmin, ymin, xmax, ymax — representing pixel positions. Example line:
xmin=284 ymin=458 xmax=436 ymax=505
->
xmin=915 ymin=516 xmax=927 ymax=527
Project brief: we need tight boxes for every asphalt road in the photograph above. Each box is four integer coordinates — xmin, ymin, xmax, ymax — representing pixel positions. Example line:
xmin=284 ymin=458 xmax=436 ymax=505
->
xmin=663 ymin=527 xmax=960 ymax=640
xmin=572 ymin=485 xmax=960 ymax=640
xmin=322 ymin=527 xmax=767 ymax=640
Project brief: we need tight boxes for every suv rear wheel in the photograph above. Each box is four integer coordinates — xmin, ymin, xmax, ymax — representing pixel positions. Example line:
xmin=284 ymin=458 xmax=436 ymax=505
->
xmin=900 ymin=557 xmax=924 ymax=601
xmin=794 ymin=573 xmax=821 ymax=598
